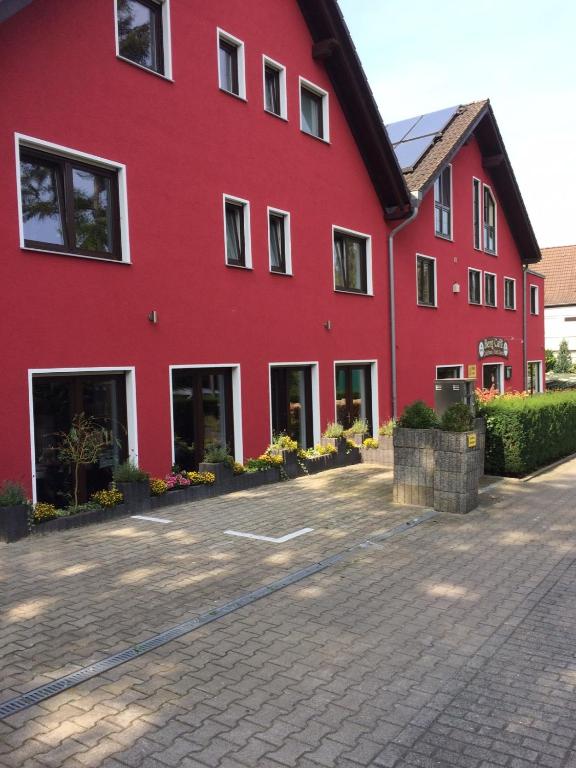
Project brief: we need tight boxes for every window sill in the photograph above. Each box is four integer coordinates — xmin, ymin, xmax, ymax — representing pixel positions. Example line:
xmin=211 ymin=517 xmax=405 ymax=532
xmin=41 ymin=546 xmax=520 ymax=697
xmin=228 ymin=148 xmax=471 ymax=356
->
xmin=300 ymin=128 xmax=330 ymax=145
xmin=468 ymin=301 xmax=482 ymax=306
xmin=264 ymin=109 xmax=288 ymax=122
xmin=220 ymin=87 xmax=247 ymax=102
xmin=483 ymin=249 xmax=498 ymax=256
xmin=116 ymin=55 xmax=173 ymax=82
xmin=226 ymin=262 xmax=252 ymax=270
xmin=504 ymin=307 xmax=517 ymax=311
xmin=335 ymin=288 xmax=372 ymax=297
xmin=484 ymin=305 xmax=497 ymax=309
xmin=417 ymin=301 xmax=437 ymax=308
xmin=434 ymin=232 xmax=453 ymax=242
xmin=21 ymin=246 xmax=130 ymax=264
xmin=270 ymin=269 xmax=293 ymax=277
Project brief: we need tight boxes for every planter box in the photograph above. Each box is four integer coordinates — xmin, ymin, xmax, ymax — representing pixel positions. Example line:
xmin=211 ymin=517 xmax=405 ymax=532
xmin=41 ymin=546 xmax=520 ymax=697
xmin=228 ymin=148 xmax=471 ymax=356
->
xmin=198 ymin=461 xmax=234 ymax=487
xmin=320 ymin=436 xmax=347 ymax=455
xmin=0 ymin=504 xmax=31 ymax=543
xmin=302 ymin=453 xmax=337 ymax=475
xmin=393 ymin=428 xmax=435 ymax=507
xmin=116 ymin=480 xmax=150 ymax=512
xmin=33 ymin=503 xmax=130 ymax=535
xmin=348 ymin=432 xmax=366 ymax=447
xmin=150 ymin=483 xmax=217 ymax=508
xmin=267 ymin=449 xmax=300 ymax=479
xmin=434 ymin=430 xmax=480 ymax=514
xmin=231 ymin=467 xmax=282 ymax=490
xmin=361 ymin=435 xmax=393 ymax=467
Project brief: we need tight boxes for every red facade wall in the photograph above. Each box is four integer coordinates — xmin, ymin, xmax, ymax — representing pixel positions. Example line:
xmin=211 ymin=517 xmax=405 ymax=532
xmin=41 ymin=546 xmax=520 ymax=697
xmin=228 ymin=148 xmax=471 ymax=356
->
xmin=0 ymin=0 xmax=394 ymax=492
xmin=394 ymin=136 xmax=545 ymax=411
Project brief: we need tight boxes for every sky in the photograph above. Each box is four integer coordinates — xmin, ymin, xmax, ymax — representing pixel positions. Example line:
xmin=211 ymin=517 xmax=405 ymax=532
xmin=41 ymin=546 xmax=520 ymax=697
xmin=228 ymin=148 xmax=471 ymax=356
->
xmin=337 ymin=0 xmax=576 ymax=249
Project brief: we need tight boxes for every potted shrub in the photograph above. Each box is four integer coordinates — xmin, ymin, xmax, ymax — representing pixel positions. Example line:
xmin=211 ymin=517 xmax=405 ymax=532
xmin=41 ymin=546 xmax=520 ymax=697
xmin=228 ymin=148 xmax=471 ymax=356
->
xmin=112 ymin=461 xmax=150 ymax=512
xmin=321 ymin=422 xmax=346 ymax=453
xmin=393 ymin=401 xmax=438 ymax=507
xmin=434 ymin=403 xmax=480 ymax=514
xmin=199 ymin=443 xmax=235 ymax=486
xmin=0 ymin=481 xmax=30 ymax=543
xmin=347 ymin=418 xmax=369 ymax=446
xmin=266 ymin=434 xmax=299 ymax=478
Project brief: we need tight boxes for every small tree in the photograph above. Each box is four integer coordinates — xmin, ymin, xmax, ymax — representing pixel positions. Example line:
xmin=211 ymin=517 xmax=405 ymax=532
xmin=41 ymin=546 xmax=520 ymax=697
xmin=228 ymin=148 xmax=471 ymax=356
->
xmin=554 ymin=339 xmax=572 ymax=374
xmin=56 ymin=413 xmax=109 ymax=508
xmin=545 ymin=349 xmax=556 ymax=372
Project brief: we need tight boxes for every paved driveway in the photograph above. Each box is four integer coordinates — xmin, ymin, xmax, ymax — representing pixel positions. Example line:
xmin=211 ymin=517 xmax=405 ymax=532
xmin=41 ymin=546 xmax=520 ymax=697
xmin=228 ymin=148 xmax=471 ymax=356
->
xmin=1 ymin=461 xmax=576 ymax=767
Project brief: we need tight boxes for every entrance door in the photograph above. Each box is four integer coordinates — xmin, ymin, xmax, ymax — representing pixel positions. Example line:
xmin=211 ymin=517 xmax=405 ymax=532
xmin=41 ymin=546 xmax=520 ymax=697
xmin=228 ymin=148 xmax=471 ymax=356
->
xmin=172 ymin=368 xmax=234 ymax=470
xmin=271 ymin=366 xmax=313 ymax=447
xmin=335 ymin=364 xmax=372 ymax=432
xmin=527 ymin=361 xmax=542 ymax=394
xmin=32 ymin=373 xmax=128 ymax=505
xmin=482 ymin=364 xmax=503 ymax=392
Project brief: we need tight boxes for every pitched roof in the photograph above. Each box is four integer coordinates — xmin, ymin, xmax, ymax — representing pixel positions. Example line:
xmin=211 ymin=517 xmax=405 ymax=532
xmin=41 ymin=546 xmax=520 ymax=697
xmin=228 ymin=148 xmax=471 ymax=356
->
xmin=539 ymin=245 xmax=576 ymax=306
xmin=296 ymin=0 xmax=411 ymax=218
xmin=386 ymin=100 xmax=541 ymax=264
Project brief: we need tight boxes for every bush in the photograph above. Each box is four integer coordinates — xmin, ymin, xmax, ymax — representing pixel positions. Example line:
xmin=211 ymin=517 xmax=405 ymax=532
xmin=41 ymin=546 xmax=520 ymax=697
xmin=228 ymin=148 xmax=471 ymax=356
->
xmin=378 ymin=419 xmax=396 ymax=436
xmin=349 ymin=418 xmax=369 ymax=435
xmin=554 ymin=339 xmax=572 ymax=374
xmin=323 ymin=422 xmax=344 ymax=438
xmin=545 ymin=349 xmax=556 ymax=373
xmin=186 ymin=471 xmax=216 ymax=485
xmin=33 ymin=502 xmax=58 ymax=523
xmin=479 ymin=391 xmax=576 ymax=476
xmin=440 ymin=403 xmax=474 ymax=433
xmin=0 ymin=481 xmax=27 ymax=506
xmin=202 ymin=443 xmax=231 ymax=463
xmin=363 ymin=437 xmax=379 ymax=449
xmin=398 ymin=401 xmax=438 ymax=429
xmin=113 ymin=461 xmax=149 ymax=483
xmin=268 ymin=434 xmax=298 ymax=453
xmin=91 ymin=489 xmax=123 ymax=507
xmin=245 ymin=454 xmax=283 ymax=472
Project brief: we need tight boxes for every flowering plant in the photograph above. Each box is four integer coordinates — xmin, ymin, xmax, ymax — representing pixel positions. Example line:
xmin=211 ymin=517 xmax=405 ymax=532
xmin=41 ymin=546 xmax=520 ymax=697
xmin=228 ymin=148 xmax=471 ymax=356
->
xmin=475 ymin=387 xmax=530 ymax=404
xmin=363 ymin=437 xmax=379 ymax=449
xmin=245 ymin=454 xmax=283 ymax=472
xmin=33 ymin=502 xmax=58 ymax=523
xmin=91 ymin=488 xmax=123 ymax=507
xmin=149 ymin=477 xmax=168 ymax=496
xmin=165 ymin=472 xmax=191 ymax=489
xmin=186 ymin=471 xmax=216 ymax=485
xmin=267 ymin=434 xmax=298 ymax=453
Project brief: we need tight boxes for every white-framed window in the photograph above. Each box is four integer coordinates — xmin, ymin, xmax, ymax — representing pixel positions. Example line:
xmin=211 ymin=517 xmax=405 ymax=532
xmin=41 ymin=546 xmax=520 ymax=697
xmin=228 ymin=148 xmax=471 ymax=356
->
xmin=217 ymin=28 xmax=246 ymax=99
xmin=268 ymin=207 xmax=292 ymax=275
xmin=15 ymin=133 xmax=130 ymax=263
xmin=436 ymin=364 xmax=464 ymax=379
xmin=223 ymin=194 xmax=251 ymax=268
xmin=530 ymin=284 xmax=539 ymax=315
xmin=468 ymin=268 xmax=482 ymax=305
xmin=527 ymin=361 xmax=543 ymax=394
xmin=416 ymin=253 xmax=437 ymax=307
xmin=483 ymin=184 xmax=497 ymax=254
xmin=115 ymin=0 xmax=173 ymax=80
xmin=482 ymin=362 xmax=504 ymax=393
xmin=504 ymin=277 xmax=516 ymax=310
xmin=263 ymin=56 xmax=287 ymax=119
xmin=472 ymin=177 xmax=481 ymax=249
xmin=299 ymin=77 xmax=329 ymax=142
xmin=333 ymin=226 xmax=372 ymax=295
xmin=434 ymin=165 xmax=452 ymax=239
xmin=484 ymin=272 xmax=497 ymax=307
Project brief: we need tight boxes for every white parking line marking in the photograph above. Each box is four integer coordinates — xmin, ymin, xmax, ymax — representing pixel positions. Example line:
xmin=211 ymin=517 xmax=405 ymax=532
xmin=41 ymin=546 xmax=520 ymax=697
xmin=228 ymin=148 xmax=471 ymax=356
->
xmin=131 ymin=515 xmax=173 ymax=524
xmin=224 ymin=527 xmax=314 ymax=543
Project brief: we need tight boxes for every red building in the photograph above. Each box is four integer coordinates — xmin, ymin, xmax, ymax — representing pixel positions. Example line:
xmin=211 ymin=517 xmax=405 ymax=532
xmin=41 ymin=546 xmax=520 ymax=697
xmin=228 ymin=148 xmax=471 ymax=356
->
xmin=386 ymin=101 xmax=545 ymax=414
xmin=0 ymin=2 xmax=544 ymax=505
xmin=0 ymin=0 xmax=411 ymax=504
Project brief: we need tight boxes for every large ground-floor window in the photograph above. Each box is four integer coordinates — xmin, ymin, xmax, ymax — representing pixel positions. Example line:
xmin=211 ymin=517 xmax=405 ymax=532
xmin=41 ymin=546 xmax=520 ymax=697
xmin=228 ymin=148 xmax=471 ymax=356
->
xmin=527 ymin=361 xmax=543 ymax=394
xmin=335 ymin=364 xmax=373 ymax=432
xmin=436 ymin=364 xmax=463 ymax=380
xmin=32 ymin=372 xmax=128 ymax=505
xmin=171 ymin=367 xmax=235 ymax=470
xmin=270 ymin=366 xmax=313 ymax=447
xmin=482 ymin=363 xmax=504 ymax=393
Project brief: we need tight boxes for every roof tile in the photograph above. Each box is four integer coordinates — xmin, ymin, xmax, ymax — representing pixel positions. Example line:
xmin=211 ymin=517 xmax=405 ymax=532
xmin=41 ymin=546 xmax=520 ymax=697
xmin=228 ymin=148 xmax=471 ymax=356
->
xmin=539 ymin=245 xmax=576 ymax=306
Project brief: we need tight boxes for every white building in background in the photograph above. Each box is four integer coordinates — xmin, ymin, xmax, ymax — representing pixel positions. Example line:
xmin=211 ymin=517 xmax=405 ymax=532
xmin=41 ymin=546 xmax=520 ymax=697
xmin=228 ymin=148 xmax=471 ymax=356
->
xmin=539 ymin=245 xmax=576 ymax=354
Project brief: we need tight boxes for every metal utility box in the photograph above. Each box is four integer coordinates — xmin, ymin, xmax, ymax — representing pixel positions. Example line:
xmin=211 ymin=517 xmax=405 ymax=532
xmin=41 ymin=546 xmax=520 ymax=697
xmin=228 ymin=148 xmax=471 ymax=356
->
xmin=434 ymin=379 xmax=475 ymax=416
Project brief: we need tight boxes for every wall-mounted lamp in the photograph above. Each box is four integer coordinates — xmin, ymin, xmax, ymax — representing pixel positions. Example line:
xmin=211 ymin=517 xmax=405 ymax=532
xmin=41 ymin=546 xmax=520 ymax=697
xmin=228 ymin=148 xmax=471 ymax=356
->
xmin=323 ymin=320 xmax=332 ymax=331
xmin=452 ymin=283 xmax=460 ymax=294
xmin=148 ymin=310 xmax=158 ymax=324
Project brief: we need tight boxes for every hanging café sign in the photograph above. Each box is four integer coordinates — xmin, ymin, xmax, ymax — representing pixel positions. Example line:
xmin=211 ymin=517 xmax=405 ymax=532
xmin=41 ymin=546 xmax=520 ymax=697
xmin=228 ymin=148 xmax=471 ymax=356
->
xmin=478 ymin=337 xmax=509 ymax=359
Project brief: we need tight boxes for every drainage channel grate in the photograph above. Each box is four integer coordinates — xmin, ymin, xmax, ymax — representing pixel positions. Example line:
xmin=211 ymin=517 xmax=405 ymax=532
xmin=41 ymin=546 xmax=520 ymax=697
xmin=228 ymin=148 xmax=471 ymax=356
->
xmin=0 ymin=509 xmax=437 ymax=721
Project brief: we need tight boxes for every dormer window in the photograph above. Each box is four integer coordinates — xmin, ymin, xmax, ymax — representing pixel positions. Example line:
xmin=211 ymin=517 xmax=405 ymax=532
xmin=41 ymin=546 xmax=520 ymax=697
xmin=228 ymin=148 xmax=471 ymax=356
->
xmin=434 ymin=165 xmax=451 ymax=239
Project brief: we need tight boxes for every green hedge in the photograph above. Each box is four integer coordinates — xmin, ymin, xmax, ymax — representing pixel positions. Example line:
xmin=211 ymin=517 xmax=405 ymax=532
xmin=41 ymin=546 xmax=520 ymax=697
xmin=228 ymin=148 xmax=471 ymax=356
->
xmin=480 ymin=391 xmax=576 ymax=476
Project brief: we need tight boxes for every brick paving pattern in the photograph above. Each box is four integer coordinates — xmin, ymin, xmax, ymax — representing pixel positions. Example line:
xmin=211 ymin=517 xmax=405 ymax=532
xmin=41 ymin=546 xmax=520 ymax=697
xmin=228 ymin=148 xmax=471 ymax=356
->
xmin=1 ymin=460 xmax=575 ymax=766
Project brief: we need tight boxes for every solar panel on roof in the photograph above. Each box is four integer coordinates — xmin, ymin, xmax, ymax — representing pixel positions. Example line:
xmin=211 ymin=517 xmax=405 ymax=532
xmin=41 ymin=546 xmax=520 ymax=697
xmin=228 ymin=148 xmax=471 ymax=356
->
xmin=386 ymin=104 xmax=460 ymax=171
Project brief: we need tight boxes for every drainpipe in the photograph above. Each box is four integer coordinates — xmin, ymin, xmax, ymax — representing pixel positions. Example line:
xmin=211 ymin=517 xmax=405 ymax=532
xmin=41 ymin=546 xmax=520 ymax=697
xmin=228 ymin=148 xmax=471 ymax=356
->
xmin=522 ymin=265 xmax=528 ymax=390
xmin=388 ymin=194 xmax=420 ymax=419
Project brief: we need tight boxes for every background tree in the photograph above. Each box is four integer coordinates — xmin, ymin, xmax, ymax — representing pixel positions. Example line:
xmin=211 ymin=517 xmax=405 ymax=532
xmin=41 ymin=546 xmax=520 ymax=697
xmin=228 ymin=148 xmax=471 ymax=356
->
xmin=554 ymin=339 xmax=572 ymax=374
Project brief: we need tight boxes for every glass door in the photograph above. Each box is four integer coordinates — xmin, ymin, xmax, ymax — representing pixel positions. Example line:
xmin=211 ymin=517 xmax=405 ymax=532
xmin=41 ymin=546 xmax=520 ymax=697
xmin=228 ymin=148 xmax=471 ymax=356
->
xmin=271 ymin=367 xmax=313 ymax=447
xmin=32 ymin=373 xmax=128 ymax=505
xmin=527 ymin=361 xmax=542 ymax=394
xmin=482 ymin=364 xmax=503 ymax=392
xmin=172 ymin=368 xmax=234 ymax=470
xmin=335 ymin=365 xmax=372 ymax=432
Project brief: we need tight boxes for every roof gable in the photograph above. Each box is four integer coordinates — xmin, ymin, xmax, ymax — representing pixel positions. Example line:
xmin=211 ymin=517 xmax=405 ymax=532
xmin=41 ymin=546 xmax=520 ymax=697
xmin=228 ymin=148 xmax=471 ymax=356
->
xmin=539 ymin=245 xmax=576 ymax=306
xmin=386 ymin=100 xmax=541 ymax=264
